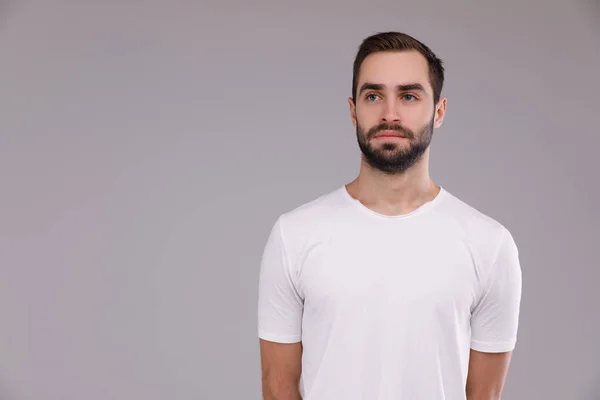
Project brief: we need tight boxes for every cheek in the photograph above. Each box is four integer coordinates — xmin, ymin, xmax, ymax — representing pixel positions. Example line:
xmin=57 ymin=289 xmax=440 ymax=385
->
xmin=356 ymin=107 xmax=378 ymax=126
xmin=404 ymin=107 xmax=434 ymax=128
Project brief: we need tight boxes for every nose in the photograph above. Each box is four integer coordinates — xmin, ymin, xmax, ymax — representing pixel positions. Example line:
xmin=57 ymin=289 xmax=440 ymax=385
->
xmin=382 ymin=98 xmax=401 ymax=123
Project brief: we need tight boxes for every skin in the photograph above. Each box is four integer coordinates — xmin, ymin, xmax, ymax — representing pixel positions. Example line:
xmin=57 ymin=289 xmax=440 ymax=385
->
xmin=259 ymin=339 xmax=302 ymax=400
xmin=466 ymin=350 xmax=513 ymax=399
xmin=259 ymin=49 xmax=512 ymax=399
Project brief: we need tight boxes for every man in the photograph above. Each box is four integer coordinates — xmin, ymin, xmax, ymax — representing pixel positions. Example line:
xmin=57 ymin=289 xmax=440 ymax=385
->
xmin=257 ymin=31 xmax=522 ymax=400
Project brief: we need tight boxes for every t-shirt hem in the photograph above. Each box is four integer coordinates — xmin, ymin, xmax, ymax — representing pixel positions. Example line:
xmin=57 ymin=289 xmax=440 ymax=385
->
xmin=470 ymin=339 xmax=516 ymax=353
xmin=258 ymin=330 xmax=302 ymax=344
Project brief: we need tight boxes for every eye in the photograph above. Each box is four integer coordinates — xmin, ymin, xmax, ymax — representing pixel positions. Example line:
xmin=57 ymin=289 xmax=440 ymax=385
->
xmin=366 ymin=93 xmax=380 ymax=102
xmin=403 ymin=94 xmax=417 ymax=101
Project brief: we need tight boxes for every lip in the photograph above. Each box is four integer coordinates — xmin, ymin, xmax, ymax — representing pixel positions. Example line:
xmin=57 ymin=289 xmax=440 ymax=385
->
xmin=373 ymin=130 xmax=407 ymax=139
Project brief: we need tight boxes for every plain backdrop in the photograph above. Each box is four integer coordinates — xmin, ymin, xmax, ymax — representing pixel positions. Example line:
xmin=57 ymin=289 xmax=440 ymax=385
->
xmin=1 ymin=1 xmax=599 ymax=399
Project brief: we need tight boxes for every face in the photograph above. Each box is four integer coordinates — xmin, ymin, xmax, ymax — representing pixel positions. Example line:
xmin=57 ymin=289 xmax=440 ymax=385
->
xmin=349 ymin=50 xmax=446 ymax=174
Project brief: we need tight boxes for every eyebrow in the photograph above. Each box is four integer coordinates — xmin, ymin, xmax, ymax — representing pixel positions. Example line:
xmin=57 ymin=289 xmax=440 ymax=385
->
xmin=358 ymin=82 xmax=427 ymax=95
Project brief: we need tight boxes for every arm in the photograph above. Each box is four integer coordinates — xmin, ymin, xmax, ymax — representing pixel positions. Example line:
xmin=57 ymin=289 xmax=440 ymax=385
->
xmin=257 ymin=216 xmax=305 ymax=399
xmin=260 ymin=339 xmax=303 ymax=400
xmin=465 ymin=349 xmax=512 ymax=399
xmin=468 ymin=227 xmax=522 ymax=399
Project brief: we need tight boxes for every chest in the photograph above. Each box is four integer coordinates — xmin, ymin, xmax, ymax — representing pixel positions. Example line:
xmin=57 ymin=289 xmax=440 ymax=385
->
xmin=297 ymin=227 xmax=479 ymax=318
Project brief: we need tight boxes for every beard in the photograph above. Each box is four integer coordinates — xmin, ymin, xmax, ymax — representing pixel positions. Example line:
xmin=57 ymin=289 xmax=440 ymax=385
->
xmin=356 ymin=116 xmax=434 ymax=174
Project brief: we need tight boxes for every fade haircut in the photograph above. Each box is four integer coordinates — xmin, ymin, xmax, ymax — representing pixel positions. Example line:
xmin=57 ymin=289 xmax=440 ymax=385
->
xmin=352 ymin=32 xmax=445 ymax=105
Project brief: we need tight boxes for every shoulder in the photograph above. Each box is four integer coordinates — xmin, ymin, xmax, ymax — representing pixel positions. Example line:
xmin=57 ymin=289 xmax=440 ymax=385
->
xmin=435 ymin=189 xmax=519 ymax=271
xmin=263 ymin=186 xmax=350 ymax=270
xmin=276 ymin=186 xmax=350 ymax=238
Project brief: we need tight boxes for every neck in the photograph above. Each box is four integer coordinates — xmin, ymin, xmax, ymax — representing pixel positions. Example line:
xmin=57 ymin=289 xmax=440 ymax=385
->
xmin=346 ymin=151 xmax=440 ymax=216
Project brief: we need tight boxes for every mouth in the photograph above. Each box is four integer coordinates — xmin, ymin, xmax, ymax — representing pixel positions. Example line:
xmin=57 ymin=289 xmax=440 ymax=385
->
xmin=373 ymin=130 xmax=407 ymax=139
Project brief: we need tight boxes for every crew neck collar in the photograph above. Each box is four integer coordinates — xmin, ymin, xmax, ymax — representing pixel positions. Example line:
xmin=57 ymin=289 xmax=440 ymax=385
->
xmin=340 ymin=184 xmax=446 ymax=219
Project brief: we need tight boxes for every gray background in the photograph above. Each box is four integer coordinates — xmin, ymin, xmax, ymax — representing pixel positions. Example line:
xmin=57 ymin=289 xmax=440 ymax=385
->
xmin=1 ymin=0 xmax=599 ymax=399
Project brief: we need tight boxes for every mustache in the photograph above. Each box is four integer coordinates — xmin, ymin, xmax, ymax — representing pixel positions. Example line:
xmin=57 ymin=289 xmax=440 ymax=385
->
xmin=367 ymin=123 xmax=414 ymax=139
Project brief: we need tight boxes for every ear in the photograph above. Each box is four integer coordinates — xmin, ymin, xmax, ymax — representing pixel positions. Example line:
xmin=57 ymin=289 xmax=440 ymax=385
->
xmin=348 ymin=97 xmax=357 ymax=128
xmin=433 ymin=97 xmax=447 ymax=129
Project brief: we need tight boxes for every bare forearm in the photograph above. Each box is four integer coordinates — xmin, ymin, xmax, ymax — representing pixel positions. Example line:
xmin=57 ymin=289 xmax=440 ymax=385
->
xmin=262 ymin=373 xmax=302 ymax=400
xmin=466 ymin=389 xmax=502 ymax=400
xmin=262 ymin=382 xmax=302 ymax=400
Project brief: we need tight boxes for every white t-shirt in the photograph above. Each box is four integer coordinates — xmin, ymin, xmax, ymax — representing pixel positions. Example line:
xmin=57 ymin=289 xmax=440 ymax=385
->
xmin=257 ymin=185 xmax=522 ymax=400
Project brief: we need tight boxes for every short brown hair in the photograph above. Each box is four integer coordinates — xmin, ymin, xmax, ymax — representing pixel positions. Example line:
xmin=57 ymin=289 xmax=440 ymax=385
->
xmin=352 ymin=32 xmax=445 ymax=104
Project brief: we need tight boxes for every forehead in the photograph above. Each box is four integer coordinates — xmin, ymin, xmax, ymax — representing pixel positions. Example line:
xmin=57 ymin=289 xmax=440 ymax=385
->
xmin=358 ymin=50 xmax=431 ymax=92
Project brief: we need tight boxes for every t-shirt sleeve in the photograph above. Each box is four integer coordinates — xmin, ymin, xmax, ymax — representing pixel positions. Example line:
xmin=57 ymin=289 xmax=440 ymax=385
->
xmin=470 ymin=227 xmax=523 ymax=353
xmin=257 ymin=216 xmax=304 ymax=343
